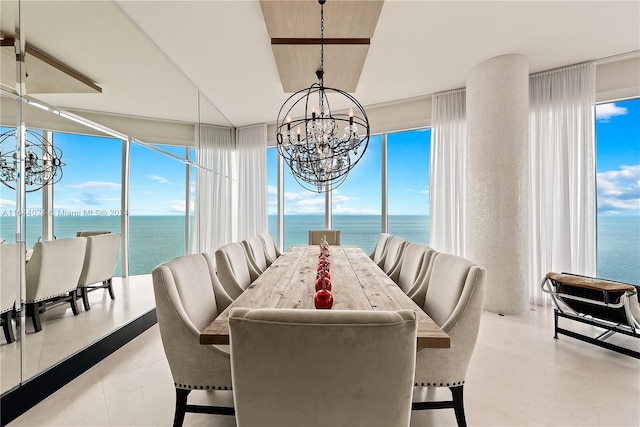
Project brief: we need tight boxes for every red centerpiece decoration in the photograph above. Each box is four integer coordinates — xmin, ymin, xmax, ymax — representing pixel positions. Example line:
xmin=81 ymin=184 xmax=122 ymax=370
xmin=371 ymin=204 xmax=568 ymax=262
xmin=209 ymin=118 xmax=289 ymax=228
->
xmin=314 ymin=236 xmax=333 ymax=309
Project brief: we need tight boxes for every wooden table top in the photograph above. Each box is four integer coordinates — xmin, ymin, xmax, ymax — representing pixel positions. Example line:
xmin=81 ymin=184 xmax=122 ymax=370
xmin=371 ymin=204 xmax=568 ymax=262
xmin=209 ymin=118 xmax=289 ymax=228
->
xmin=200 ymin=245 xmax=450 ymax=349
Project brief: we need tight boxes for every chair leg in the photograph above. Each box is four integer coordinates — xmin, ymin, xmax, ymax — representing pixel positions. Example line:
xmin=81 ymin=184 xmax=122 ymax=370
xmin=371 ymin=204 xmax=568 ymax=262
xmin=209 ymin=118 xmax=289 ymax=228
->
xmin=81 ymin=287 xmax=91 ymax=311
xmin=106 ymin=278 xmax=115 ymax=300
xmin=1 ymin=311 xmax=16 ymax=343
xmin=173 ymin=388 xmax=191 ymax=427
xmin=450 ymin=385 xmax=467 ymax=427
xmin=28 ymin=303 xmax=42 ymax=333
xmin=69 ymin=290 xmax=79 ymax=316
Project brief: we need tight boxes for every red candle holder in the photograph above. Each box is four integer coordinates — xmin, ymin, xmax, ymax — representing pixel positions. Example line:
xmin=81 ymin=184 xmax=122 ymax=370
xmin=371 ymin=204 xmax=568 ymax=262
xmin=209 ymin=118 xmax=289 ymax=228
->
xmin=314 ymin=288 xmax=333 ymax=309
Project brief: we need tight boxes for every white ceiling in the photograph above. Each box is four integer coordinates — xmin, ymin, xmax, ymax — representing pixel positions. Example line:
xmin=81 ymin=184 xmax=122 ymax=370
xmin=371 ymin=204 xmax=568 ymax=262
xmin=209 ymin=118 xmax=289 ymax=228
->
xmin=7 ymin=1 xmax=640 ymax=129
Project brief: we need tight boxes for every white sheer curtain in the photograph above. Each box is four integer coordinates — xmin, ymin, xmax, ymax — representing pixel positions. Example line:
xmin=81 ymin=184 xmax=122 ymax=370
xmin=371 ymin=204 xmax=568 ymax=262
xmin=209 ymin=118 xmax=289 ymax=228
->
xmin=429 ymin=89 xmax=466 ymax=256
xmin=236 ymin=124 xmax=268 ymax=241
xmin=529 ymin=62 xmax=596 ymax=305
xmin=193 ymin=125 xmax=237 ymax=255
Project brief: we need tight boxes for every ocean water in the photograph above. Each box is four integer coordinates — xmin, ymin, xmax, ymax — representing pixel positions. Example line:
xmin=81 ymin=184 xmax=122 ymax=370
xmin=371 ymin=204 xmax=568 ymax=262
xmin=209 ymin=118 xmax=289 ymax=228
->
xmin=2 ymin=214 xmax=638 ymax=285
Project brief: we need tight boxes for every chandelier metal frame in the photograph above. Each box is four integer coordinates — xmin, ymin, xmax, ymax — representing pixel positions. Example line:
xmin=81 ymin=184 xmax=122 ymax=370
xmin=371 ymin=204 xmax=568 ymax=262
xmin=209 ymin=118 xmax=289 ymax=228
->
xmin=275 ymin=0 xmax=370 ymax=193
xmin=0 ymin=129 xmax=65 ymax=192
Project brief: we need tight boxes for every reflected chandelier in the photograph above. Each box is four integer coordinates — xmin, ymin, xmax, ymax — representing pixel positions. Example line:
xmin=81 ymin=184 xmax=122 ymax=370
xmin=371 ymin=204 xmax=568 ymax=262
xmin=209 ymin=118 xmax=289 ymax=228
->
xmin=0 ymin=129 xmax=65 ymax=192
xmin=275 ymin=0 xmax=370 ymax=193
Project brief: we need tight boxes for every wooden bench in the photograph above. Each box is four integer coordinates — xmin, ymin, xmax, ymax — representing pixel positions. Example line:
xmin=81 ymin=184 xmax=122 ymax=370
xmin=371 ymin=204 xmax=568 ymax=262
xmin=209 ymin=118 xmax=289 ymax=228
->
xmin=541 ymin=272 xmax=640 ymax=359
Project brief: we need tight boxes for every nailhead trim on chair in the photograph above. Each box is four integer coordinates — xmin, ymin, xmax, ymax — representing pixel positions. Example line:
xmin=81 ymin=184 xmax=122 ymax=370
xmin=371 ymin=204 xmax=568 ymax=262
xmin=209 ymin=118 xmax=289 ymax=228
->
xmin=26 ymin=289 xmax=77 ymax=304
xmin=175 ymin=383 xmax=232 ymax=390
xmin=415 ymin=381 xmax=465 ymax=387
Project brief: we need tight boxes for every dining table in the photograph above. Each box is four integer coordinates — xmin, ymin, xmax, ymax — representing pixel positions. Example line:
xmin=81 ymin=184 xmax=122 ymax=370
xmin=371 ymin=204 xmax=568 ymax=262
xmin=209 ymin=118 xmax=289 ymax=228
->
xmin=200 ymin=245 xmax=450 ymax=349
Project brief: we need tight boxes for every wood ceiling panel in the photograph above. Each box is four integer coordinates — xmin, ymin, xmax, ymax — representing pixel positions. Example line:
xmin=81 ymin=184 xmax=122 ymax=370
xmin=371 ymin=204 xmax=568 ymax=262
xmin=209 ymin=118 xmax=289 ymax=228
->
xmin=261 ymin=0 xmax=384 ymax=93
xmin=273 ymin=44 xmax=369 ymax=92
xmin=260 ymin=0 xmax=383 ymax=39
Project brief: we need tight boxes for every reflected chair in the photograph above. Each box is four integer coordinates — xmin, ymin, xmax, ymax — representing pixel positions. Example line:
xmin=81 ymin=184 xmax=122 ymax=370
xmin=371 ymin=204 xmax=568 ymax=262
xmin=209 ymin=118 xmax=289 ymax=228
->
xmin=152 ymin=253 xmax=234 ymax=427
xmin=258 ymin=232 xmax=282 ymax=267
xmin=77 ymin=233 xmax=121 ymax=310
xmin=229 ymin=308 xmax=417 ymax=427
xmin=369 ymin=232 xmax=391 ymax=267
xmin=25 ymin=237 xmax=87 ymax=332
xmin=76 ymin=230 xmax=112 ymax=237
xmin=381 ymin=235 xmax=408 ymax=277
xmin=391 ymin=242 xmax=435 ymax=296
xmin=410 ymin=252 xmax=486 ymax=427
xmin=215 ymin=242 xmax=260 ymax=300
xmin=1 ymin=242 xmax=24 ymax=344
xmin=241 ymin=235 xmax=268 ymax=274
xmin=308 ymin=229 xmax=341 ymax=246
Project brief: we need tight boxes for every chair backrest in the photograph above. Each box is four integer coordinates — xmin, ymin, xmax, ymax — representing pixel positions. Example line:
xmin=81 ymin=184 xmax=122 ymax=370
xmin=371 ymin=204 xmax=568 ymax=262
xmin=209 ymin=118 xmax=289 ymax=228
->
xmin=395 ymin=243 xmax=435 ymax=295
xmin=258 ymin=232 xmax=281 ymax=266
xmin=308 ymin=229 xmax=341 ymax=246
xmin=215 ymin=242 xmax=259 ymax=300
xmin=241 ymin=235 xmax=267 ymax=274
xmin=229 ymin=308 xmax=417 ymax=427
xmin=1 ymin=242 xmax=24 ymax=314
xmin=78 ymin=233 xmax=121 ymax=287
xmin=382 ymin=236 xmax=407 ymax=276
xmin=369 ymin=233 xmax=391 ymax=265
xmin=25 ymin=237 xmax=87 ymax=303
xmin=419 ymin=253 xmax=486 ymax=330
xmin=152 ymin=253 xmax=232 ymax=389
xmin=411 ymin=252 xmax=486 ymax=385
xmin=76 ymin=230 xmax=111 ymax=237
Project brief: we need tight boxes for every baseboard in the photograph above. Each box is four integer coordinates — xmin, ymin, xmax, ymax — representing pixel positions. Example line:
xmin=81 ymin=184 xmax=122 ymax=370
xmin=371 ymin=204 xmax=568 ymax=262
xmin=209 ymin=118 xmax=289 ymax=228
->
xmin=0 ymin=309 xmax=157 ymax=426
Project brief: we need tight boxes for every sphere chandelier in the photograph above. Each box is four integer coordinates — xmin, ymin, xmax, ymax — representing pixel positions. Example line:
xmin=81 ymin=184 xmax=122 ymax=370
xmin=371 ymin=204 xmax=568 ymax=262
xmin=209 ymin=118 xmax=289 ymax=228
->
xmin=275 ymin=0 xmax=370 ymax=193
xmin=0 ymin=129 xmax=65 ymax=192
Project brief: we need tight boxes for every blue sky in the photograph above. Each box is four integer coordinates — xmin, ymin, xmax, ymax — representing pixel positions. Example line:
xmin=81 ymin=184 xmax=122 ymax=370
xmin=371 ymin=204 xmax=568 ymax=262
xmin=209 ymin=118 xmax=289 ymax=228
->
xmin=1 ymin=99 xmax=638 ymax=217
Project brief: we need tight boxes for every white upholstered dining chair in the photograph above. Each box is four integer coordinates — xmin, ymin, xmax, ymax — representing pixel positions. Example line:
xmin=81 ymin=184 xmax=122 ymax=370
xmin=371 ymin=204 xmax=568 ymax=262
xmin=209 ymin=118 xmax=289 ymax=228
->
xmin=241 ymin=235 xmax=268 ymax=274
xmin=25 ymin=237 xmax=87 ymax=332
xmin=215 ymin=242 xmax=260 ymax=300
xmin=152 ymin=253 xmax=234 ymax=427
xmin=258 ymin=232 xmax=281 ymax=267
xmin=1 ymin=242 xmax=24 ymax=343
xmin=369 ymin=232 xmax=391 ymax=267
xmin=410 ymin=252 xmax=486 ymax=427
xmin=381 ymin=235 xmax=408 ymax=277
xmin=77 ymin=233 xmax=120 ymax=310
xmin=229 ymin=307 xmax=418 ymax=427
xmin=391 ymin=242 xmax=435 ymax=296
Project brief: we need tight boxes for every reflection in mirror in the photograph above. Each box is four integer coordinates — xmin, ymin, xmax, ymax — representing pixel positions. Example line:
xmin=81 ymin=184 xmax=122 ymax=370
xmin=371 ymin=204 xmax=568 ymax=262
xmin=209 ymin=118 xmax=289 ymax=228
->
xmin=1 ymin=0 xmax=23 ymax=394
xmin=10 ymin=0 xmax=201 ymax=389
xmin=0 ymin=91 xmax=21 ymax=395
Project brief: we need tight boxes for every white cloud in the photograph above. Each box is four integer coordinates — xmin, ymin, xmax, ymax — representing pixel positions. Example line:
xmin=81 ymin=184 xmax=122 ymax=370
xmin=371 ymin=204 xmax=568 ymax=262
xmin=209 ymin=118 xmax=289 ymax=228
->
xmin=0 ymin=198 xmax=16 ymax=209
xmin=147 ymin=175 xmax=170 ymax=184
xmin=68 ymin=181 xmax=121 ymax=190
xmin=597 ymin=164 xmax=640 ymax=213
xmin=595 ymin=103 xmax=628 ymax=122
xmin=168 ymin=200 xmax=186 ymax=213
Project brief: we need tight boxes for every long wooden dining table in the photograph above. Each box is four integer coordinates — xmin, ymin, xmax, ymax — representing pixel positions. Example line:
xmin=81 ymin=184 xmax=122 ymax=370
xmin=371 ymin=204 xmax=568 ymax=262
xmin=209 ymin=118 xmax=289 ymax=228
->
xmin=200 ymin=245 xmax=450 ymax=349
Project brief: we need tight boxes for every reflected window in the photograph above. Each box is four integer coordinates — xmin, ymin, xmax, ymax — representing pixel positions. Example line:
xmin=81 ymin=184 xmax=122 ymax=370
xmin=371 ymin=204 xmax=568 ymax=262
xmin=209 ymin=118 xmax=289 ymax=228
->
xmin=51 ymin=132 xmax=122 ymax=272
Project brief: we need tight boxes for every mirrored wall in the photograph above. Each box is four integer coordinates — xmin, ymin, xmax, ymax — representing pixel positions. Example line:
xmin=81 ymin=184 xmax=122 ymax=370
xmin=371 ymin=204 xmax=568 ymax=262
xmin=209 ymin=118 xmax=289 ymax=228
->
xmin=0 ymin=0 xmax=216 ymax=397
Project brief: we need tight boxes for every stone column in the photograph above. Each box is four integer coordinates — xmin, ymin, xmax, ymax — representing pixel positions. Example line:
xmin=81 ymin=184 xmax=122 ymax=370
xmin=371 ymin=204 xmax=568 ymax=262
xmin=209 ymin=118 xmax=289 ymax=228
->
xmin=465 ymin=54 xmax=529 ymax=314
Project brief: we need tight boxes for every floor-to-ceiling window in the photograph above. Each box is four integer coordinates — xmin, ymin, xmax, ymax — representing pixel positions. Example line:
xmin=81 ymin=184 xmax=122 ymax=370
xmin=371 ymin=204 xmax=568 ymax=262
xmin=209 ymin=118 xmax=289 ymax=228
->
xmin=129 ymin=143 xmax=188 ymax=275
xmin=387 ymin=129 xmax=431 ymax=245
xmin=267 ymin=146 xmax=278 ymax=244
xmin=332 ymin=134 xmax=382 ymax=254
xmin=269 ymin=129 xmax=431 ymax=253
xmin=595 ymin=97 xmax=640 ymax=285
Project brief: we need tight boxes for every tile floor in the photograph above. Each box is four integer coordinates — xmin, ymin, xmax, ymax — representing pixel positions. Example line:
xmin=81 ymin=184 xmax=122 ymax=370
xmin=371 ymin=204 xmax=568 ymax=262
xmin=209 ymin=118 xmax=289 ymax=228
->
xmin=8 ymin=304 xmax=640 ymax=427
